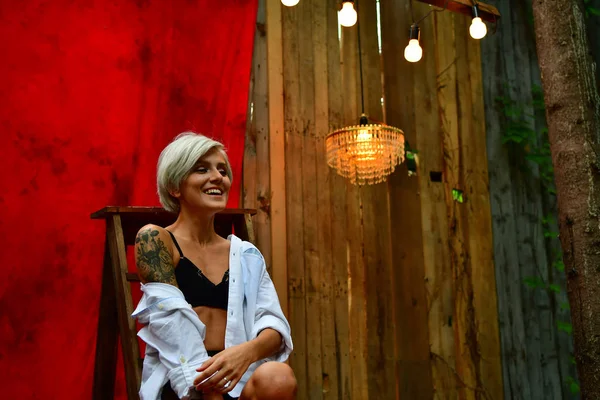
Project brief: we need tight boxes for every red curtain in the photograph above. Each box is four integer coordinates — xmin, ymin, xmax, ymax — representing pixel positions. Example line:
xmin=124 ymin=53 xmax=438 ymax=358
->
xmin=0 ymin=0 xmax=257 ymax=397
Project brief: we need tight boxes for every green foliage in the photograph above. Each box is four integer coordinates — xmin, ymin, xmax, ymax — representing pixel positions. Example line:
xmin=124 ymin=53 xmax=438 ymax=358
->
xmin=557 ymin=320 xmax=573 ymax=334
xmin=498 ymin=85 xmax=581 ymax=392
xmin=523 ymin=276 xmax=545 ymax=289
xmin=553 ymin=259 xmax=565 ymax=272
xmin=495 ymin=87 xmax=556 ymax=193
xmin=566 ymin=376 xmax=581 ymax=394
xmin=584 ymin=0 xmax=600 ymax=18
xmin=548 ymin=284 xmax=562 ymax=293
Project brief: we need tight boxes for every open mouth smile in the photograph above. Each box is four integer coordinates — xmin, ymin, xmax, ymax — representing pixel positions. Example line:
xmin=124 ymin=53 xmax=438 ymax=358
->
xmin=204 ymin=188 xmax=223 ymax=196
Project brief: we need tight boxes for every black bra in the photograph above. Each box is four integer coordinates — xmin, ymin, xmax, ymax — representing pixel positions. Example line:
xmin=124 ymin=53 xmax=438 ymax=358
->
xmin=167 ymin=231 xmax=229 ymax=310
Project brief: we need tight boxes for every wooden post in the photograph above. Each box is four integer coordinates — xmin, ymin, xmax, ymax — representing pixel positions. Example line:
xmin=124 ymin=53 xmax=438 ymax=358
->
xmin=107 ymin=215 xmax=142 ymax=400
xmin=313 ymin=0 xmax=339 ymax=399
xmin=266 ymin=0 xmax=288 ymax=316
xmin=280 ymin=2 xmax=308 ymax=399
xmin=357 ymin=1 xmax=397 ymax=398
xmin=340 ymin=16 xmax=370 ymax=400
xmin=380 ymin=0 xmax=434 ymax=398
xmin=243 ymin=0 xmax=271 ymax=272
xmin=92 ymin=241 xmax=120 ymax=400
xmin=413 ymin=1 xmax=457 ymax=397
xmin=326 ymin=0 xmax=351 ymax=398
xmin=298 ymin=1 xmax=324 ymax=398
xmin=458 ymin=16 xmax=503 ymax=399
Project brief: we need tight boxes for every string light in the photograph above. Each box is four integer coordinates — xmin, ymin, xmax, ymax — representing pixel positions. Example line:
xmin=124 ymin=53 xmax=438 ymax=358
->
xmin=338 ymin=1 xmax=358 ymax=27
xmin=469 ymin=4 xmax=487 ymax=39
xmin=404 ymin=24 xmax=422 ymax=62
xmin=281 ymin=0 xmax=300 ymax=7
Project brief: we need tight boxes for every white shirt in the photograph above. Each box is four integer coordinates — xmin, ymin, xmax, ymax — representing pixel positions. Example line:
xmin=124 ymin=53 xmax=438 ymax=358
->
xmin=131 ymin=234 xmax=293 ymax=399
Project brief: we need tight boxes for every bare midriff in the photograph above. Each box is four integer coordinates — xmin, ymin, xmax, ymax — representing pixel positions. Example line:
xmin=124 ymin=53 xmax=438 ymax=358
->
xmin=195 ymin=306 xmax=228 ymax=351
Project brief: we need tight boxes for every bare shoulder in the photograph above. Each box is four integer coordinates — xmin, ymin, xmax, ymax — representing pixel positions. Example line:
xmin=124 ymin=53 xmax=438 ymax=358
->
xmin=134 ymin=224 xmax=178 ymax=286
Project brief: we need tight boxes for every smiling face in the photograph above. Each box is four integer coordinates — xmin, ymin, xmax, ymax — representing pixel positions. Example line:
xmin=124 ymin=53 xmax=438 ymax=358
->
xmin=172 ymin=148 xmax=231 ymax=213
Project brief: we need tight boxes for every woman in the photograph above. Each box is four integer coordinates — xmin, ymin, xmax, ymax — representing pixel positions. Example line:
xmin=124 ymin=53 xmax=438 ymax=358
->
xmin=132 ymin=132 xmax=296 ymax=400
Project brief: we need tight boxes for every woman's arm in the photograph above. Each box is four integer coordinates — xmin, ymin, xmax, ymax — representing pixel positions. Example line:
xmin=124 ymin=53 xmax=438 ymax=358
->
xmin=245 ymin=328 xmax=283 ymax=363
xmin=134 ymin=224 xmax=178 ymax=286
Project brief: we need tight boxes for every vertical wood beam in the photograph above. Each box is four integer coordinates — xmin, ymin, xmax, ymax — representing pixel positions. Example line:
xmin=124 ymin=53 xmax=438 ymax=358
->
xmin=340 ymin=15 xmax=370 ymax=400
xmin=459 ymin=15 xmax=504 ymax=399
xmin=297 ymin=0 xmax=324 ymax=398
xmin=312 ymin=0 xmax=339 ymax=398
xmin=266 ymin=0 xmax=288 ymax=313
xmin=380 ymin=0 xmax=434 ymax=398
xmin=412 ymin=2 xmax=458 ymax=398
xmin=357 ymin=0 xmax=397 ymax=398
xmin=280 ymin=2 xmax=307 ymax=398
xmin=107 ymin=215 xmax=141 ymax=400
xmin=326 ymin=0 xmax=351 ymax=398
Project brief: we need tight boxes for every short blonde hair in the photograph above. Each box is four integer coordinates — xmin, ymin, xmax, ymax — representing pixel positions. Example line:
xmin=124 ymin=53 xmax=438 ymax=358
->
xmin=157 ymin=132 xmax=233 ymax=213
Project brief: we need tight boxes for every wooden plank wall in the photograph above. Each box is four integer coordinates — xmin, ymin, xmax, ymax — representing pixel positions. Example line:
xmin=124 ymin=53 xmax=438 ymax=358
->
xmin=480 ymin=0 xmax=578 ymax=399
xmin=243 ymin=0 xmax=504 ymax=398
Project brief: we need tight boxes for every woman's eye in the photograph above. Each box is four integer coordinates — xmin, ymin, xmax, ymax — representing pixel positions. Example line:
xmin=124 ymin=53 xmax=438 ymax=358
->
xmin=219 ymin=169 xmax=227 ymax=176
xmin=196 ymin=167 xmax=208 ymax=173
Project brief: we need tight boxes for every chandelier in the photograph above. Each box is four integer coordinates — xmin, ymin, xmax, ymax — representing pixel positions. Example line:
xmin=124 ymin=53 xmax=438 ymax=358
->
xmin=326 ymin=0 xmax=405 ymax=186
xmin=326 ymin=114 xmax=405 ymax=185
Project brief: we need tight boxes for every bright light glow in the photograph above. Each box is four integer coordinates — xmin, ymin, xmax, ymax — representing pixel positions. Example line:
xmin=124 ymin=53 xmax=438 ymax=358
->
xmin=356 ymin=129 xmax=376 ymax=160
xmin=469 ymin=17 xmax=487 ymax=39
xmin=404 ymin=39 xmax=422 ymax=62
xmin=281 ymin=0 xmax=300 ymax=7
xmin=338 ymin=2 xmax=358 ymax=27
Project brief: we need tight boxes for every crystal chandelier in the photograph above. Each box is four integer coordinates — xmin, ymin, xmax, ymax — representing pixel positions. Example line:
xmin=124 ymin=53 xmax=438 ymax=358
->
xmin=326 ymin=0 xmax=405 ymax=185
xmin=326 ymin=114 xmax=405 ymax=185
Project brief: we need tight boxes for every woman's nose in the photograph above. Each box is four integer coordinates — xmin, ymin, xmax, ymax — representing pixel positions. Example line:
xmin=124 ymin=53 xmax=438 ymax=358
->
xmin=209 ymin=169 xmax=223 ymax=182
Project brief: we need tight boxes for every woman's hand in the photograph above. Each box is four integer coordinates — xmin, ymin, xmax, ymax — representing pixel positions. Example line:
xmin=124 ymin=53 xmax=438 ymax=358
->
xmin=193 ymin=343 xmax=255 ymax=394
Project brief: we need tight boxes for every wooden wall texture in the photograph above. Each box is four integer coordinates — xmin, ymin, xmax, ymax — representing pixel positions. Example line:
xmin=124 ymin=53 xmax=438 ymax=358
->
xmin=242 ymin=0 xmax=510 ymax=398
xmin=480 ymin=0 xmax=579 ymax=399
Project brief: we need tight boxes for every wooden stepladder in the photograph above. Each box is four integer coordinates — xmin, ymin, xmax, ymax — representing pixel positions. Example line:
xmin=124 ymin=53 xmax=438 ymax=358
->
xmin=91 ymin=206 xmax=256 ymax=399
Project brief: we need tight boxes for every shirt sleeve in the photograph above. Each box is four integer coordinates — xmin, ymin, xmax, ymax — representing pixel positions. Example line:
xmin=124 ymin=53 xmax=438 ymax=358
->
xmin=133 ymin=285 xmax=209 ymax=399
xmin=248 ymin=252 xmax=294 ymax=362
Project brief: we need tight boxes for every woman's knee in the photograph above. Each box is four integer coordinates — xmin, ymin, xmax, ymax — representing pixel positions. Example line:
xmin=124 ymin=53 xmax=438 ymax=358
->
xmin=247 ymin=362 xmax=297 ymax=399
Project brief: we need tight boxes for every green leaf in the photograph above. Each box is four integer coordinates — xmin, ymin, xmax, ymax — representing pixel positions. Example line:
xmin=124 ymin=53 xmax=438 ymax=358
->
xmin=452 ymin=189 xmax=464 ymax=203
xmin=557 ymin=321 xmax=572 ymax=334
xmin=553 ymin=260 xmax=565 ymax=272
xmin=525 ymin=154 xmax=551 ymax=165
xmin=548 ymin=284 xmax=561 ymax=293
xmin=566 ymin=376 xmax=580 ymax=394
xmin=502 ymin=135 xmax=525 ymax=144
xmin=588 ymin=7 xmax=600 ymax=16
xmin=542 ymin=214 xmax=556 ymax=225
xmin=523 ymin=276 xmax=545 ymax=289
xmin=560 ymin=301 xmax=570 ymax=311
xmin=569 ymin=381 xmax=580 ymax=394
xmin=544 ymin=231 xmax=559 ymax=238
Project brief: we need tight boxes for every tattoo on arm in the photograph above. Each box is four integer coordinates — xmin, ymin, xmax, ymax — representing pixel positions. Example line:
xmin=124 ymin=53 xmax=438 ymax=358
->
xmin=135 ymin=228 xmax=178 ymax=286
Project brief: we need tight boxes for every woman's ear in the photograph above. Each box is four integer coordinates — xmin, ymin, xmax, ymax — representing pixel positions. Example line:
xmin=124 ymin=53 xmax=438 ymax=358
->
xmin=169 ymin=189 xmax=181 ymax=199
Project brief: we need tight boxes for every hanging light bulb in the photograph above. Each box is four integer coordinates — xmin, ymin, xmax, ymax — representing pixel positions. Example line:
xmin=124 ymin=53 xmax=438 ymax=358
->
xmin=338 ymin=1 xmax=358 ymax=27
xmin=404 ymin=24 xmax=422 ymax=63
xmin=281 ymin=0 xmax=300 ymax=6
xmin=469 ymin=5 xmax=487 ymax=39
